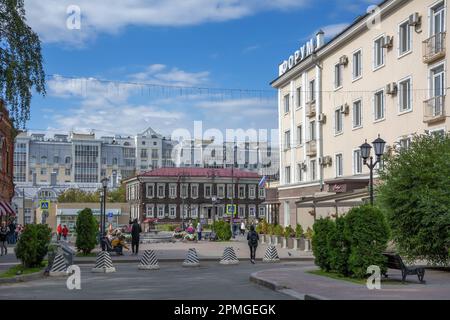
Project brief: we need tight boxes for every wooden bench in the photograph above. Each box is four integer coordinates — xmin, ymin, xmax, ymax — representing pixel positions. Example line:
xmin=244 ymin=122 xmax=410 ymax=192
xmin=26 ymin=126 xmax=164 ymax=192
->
xmin=382 ymin=253 xmax=426 ymax=283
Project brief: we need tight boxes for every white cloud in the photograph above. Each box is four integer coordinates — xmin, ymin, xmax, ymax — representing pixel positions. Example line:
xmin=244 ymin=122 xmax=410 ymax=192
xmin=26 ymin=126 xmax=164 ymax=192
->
xmin=25 ymin=0 xmax=309 ymax=45
xmin=129 ymin=64 xmax=210 ymax=87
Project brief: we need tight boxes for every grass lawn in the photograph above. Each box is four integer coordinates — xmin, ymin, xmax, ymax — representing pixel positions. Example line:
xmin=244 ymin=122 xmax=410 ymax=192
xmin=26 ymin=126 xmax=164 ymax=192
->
xmin=307 ymin=269 xmax=408 ymax=286
xmin=0 ymin=261 xmax=47 ymax=279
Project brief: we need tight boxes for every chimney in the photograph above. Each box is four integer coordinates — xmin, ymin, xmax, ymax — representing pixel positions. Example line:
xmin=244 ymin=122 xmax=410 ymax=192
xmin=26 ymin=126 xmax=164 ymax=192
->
xmin=316 ymin=30 xmax=325 ymax=49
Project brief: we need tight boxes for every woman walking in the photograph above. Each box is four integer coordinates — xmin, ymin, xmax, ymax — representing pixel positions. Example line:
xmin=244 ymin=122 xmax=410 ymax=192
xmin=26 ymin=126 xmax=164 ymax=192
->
xmin=0 ymin=221 xmax=8 ymax=256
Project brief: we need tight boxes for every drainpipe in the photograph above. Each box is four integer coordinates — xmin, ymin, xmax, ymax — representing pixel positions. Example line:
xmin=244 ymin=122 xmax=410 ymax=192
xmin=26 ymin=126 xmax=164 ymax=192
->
xmin=315 ymin=64 xmax=324 ymax=192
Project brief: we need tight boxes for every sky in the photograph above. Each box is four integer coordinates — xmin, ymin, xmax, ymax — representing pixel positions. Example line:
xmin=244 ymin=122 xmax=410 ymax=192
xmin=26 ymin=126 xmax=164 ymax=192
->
xmin=24 ymin=0 xmax=378 ymax=140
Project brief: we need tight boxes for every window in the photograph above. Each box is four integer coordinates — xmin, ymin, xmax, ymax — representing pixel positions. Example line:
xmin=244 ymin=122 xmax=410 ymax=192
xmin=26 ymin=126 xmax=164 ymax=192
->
xmin=191 ymin=184 xmax=199 ymax=199
xmin=217 ymin=184 xmax=225 ymax=198
xmin=157 ymin=184 xmax=165 ymax=198
xmin=431 ymin=2 xmax=445 ymax=37
xmin=284 ymin=94 xmax=290 ymax=113
xmin=353 ymin=150 xmax=363 ymax=174
xmin=374 ymin=36 xmax=385 ymax=69
xmin=399 ymin=137 xmax=411 ymax=150
xmin=258 ymin=187 xmax=265 ymax=198
xmin=140 ymin=149 xmax=148 ymax=158
xmin=204 ymin=184 xmax=212 ymax=198
xmin=374 ymin=90 xmax=385 ymax=121
xmin=284 ymin=131 xmax=291 ymax=150
xmin=181 ymin=184 xmax=188 ymax=199
xmin=296 ymin=87 xmax=303 ymax=108
xmin=353 ymin=50 xmax=362 ymax=79
xmin=169 ymin=205 xmax=177 ymax=219
xmin=297 ymin=163 xmax=303 ymax=182
xmin=431 ymin=65 xmax=445 ymax=100
xmin=249 ymin=185 xmax=256 ymax=199
xmin=40 ymin=168 xmax=47 ymax=175
xmin=249 ymin=206 xmax=256 ymax=217
xmin=296 ymin=125 xmax=303 ymax=145
xmin=169 ymin=184 xmax=177 ymax=198
xmin=41 ymin=156 xmax=47 ymax=165
xmin=227 ymin=184 xmax=234 ymax=199
xmin=157 ymin=205 xmax=165 ymax=218
xmin=152 ymin=160 xmax=158 ymax=169
xmin=335 ymin=154 xmax=343 ymax=177
xmin=238 ymin=185 xmax=245 ymax=199
xmin=238 ymin=205 xmax=245 ymax=218
xmin=285 ymin=166 xmax=291 ymax=184
xmin=190 ymin=205 xmax=198 ymax=218
xmin=399 ymin=78 xmax=412 ymax=112
xmin=399 ymin=21 xmax=411 ymax=56
xmin=151 ymin=149 xmax=159 ymax=159
xmin=310 ymin=160 xmax=316 ymax=181
xmin=259 ymin=206 xmax=266 ymax=218
xmin=146 ymin=204 xmax=154 ymax=218
xmin=309 ymin=80 xmax=315 ymax=101
xmin=309 ymin=121 xmax=316 ymax=141
xmin=65 ymin=169 xmax=71 ymax=176
xmin=146 ymin=184 xmax=155 ymax=198
xmin=353 ymin=100 xmax=362 ymax=128
xmin=335 ymin=108 xmax=343 ymax=134
xmin=334 ymin=63 xmax=343 ymax=88
xmin=112 ymin=158 xmax=118 ymax=165
xmin=53 ymin=156 xmax=59 ymax=164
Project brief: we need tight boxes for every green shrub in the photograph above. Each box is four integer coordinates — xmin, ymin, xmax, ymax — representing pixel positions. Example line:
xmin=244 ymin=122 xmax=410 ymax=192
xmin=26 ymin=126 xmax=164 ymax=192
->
xmin=75 ymin=208 xmax=98 ymax=255
xmin=344 ymin=205 xmax=390 ymax=278
xmin=15 ymin=224 xmax=52 ymax=268
xmin=274 ymin=224 xmax=284 ymax=237
xmin=305 ymin=227 xmax=313 ymax=240
xmin=295 ymin=224 xmax=304 ymax=239
xmin=284 ymin=225 xmax=294 ymax=239
xmin=213 ymin=221 xmax=232 ymax=241
xmin=256 ymin=219 xmax=267 ymax=234
xmin=267 ymin=224 xmax=275 ymax=236
xmin=312 ymin=218 xmax=334 ymax=272
xmin=328 ymin=216 xmax=350 ymax=276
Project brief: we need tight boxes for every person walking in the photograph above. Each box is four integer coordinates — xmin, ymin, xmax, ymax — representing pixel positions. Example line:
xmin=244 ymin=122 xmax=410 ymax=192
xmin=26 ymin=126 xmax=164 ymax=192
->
xmin=196 ymin=221 xmax=202 ymax=241
xmin=56 ymin=224 xmax=62 ymax=241
xmin=247 ymin=225 xmax=259 ymax=264
xmin=0 ymin=221 xmax=8 ymax=256
xmin=130 ymin=219 xmax=142 ymax=255
xmin=240 ymin=221 xmax=246 ymax=236
xmin=7 ymin=220 xmax=16 ymax=244
xmin=62 ymin=225 xmax=69 ymax=241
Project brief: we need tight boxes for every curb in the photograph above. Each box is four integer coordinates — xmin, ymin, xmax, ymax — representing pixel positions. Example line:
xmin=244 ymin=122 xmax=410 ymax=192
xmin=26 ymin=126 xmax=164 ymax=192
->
xmin=74 ymin=257 xmax=314 ymax=264
xmin=0 ymin=271 xmax=46 ymax=285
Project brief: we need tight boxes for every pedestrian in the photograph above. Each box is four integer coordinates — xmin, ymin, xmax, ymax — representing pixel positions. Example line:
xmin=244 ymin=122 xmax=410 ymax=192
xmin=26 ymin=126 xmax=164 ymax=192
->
xmin=62 ymin=225 xmax=69 ymax=241
xmin=240 ymin=221 xmax=246 ymax=236
xmin=56 ymin=223 xmax=62 ymax=241
xmin=247 ymin=225 xmax=259 ymax=264
xmin=130 ymin=218 xmax=142 ymax=255
xmin=196 ymin=221 xmax=202 ymax=241
xmin=0 ymin=221 xmax=8 ymax=256
xmin=7 ymin=220 xmax=16 ymax=244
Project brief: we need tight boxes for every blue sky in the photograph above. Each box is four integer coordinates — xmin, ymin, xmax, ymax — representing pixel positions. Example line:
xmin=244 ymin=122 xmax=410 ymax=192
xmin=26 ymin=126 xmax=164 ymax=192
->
xmin=24 ymin=0 xmax=377 ymax=139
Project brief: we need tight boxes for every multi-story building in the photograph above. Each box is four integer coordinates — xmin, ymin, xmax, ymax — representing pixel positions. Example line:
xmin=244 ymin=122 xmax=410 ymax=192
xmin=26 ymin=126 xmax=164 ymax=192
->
xmin=125 ymin=167 xmax=267 ymax=226
xmin=0 ymin=100 xmax=15 ymax=220
xmin=272 ymin=0 xmax=449 ymax=230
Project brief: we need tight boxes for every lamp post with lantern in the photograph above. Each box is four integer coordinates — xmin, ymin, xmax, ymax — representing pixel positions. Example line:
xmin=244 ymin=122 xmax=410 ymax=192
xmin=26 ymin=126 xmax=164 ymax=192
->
xmin=359 ymin=135 xmax=386 ymax=206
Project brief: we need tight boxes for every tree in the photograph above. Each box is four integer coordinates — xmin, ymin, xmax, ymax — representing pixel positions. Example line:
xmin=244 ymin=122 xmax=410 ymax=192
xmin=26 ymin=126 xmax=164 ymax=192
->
xmin=0 ymin=0 xmax=46 ymax=128
xmin=58 ymin=189 xmax=100 ymax=203
xmin=15 ymin=224 xmax=51 ymax=267
xmin=312 ymin=218 xmax=335 ymax=272
xmin=108 ymin=183 xmax=126 ymax=203
xmin=378 ymin=133 xmax=450 ymax=265
xmin=328 ymin=216 xmax=350 ymax=276
xmin=75 ymin=208 xmax=98 ymax=255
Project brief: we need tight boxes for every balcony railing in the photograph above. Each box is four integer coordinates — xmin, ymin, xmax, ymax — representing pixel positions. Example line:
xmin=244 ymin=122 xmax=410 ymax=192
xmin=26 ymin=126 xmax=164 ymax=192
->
xmin=306 ymin=100 xmax=316 ymax=118
xmin=306 ymin=140 xmax=317 ymax=157
xmin=423 ymin=32 xmax=446 ymax=64
xmin=424 ymin=95 xmax=446 ymax=123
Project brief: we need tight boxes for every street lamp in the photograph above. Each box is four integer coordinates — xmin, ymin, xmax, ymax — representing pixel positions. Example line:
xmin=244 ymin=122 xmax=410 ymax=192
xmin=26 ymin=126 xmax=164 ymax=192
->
xmin=359 ymin=135 xmax=386 ymax=206
xmin=100 ymin=177 xmax=109 ymax=250
xmin=211 ymin=196 xmax=218 ymax=231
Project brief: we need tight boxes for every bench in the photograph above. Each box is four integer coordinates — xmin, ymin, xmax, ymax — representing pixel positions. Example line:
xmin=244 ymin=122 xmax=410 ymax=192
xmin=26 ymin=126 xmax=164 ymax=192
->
xmin=382 ymin=253 xmax=425 ymax=283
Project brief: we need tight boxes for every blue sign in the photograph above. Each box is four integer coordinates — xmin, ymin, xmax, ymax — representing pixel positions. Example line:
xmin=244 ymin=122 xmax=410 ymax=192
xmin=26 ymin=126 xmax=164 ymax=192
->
xmin=40 ymin=200 xmax=50 ymax=210
xmin=108 ymin=212 xmax=114 ymax=218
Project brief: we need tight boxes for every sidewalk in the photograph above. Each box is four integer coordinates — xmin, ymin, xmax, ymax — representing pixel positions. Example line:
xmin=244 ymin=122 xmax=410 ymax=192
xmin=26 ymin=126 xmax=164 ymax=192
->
xmin=250 ymin=265 xmax=450 ymax=300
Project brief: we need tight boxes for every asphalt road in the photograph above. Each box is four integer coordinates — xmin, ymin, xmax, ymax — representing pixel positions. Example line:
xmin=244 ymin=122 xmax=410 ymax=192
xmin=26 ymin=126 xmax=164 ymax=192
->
xmin=0 ymin=261 xmax=311 ymax=300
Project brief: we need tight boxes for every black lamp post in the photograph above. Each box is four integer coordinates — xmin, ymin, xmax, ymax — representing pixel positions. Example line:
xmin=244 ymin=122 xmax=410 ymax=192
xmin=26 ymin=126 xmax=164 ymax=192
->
xmin=360 ymin=135 xmax=386 ymax=206
xmin=100 ymin=177 xmax=109 ymax=250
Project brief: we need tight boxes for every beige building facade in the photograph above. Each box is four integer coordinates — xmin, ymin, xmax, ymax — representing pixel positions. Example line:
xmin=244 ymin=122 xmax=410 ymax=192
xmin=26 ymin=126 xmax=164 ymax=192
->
xmin=272 ymin=0 xmax=449 ymax=230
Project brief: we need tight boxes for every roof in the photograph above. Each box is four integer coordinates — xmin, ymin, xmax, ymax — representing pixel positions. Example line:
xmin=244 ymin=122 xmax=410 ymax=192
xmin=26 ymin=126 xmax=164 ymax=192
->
xmin=138 ymin=167 xmax=260 ymax=179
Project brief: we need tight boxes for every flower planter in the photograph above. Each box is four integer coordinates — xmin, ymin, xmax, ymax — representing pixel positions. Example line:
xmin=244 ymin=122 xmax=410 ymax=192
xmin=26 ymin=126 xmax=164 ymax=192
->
xmin=287 ymin=237 xmax=295 ymax=249
xmin=271 ymin=235 xmax=278 ymax=246
xmin=293 ymin=238 xmax=306 ymax=251
xmin=304 ymin=239 xmax=312 ymax=252
xmin=260 ymin=234 xmax=266 ymax=244
xmin=281 ymin=238 xmax=287 ymax=249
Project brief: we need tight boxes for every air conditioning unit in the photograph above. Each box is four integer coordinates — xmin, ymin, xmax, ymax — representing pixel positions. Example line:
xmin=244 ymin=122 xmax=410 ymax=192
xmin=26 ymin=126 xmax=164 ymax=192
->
xmin=340 ymin=104 xmax=350 ymax=115
xmin=386 ymin=82 xmax=398 ymax=95
xmin=318 ymin=113 xmax=327 ymax=123
xmin=300 ymin=162 xmax=307 ymax=171
xmin=382 ymin=36 xmax=394 ymax=49
xmin=408 ymin=13 xmax=421 ymax=26
xmin=339 ymin=55 xmax=349 ymax=66
xmin=319 ymin=156 xmax=332 ymax=166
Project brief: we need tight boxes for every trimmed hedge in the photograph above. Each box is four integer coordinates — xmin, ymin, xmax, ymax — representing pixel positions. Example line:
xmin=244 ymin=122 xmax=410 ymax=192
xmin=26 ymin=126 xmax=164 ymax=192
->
xmin=212 ymin=221 xmax=232 ymax=241
xmin=328 ymin=216 xmax=350 ymax=276
xmin=312 ymin=218 xmax=335 ymax=272
xmin=75 ymin=208 xmax=98 ymax=255
xmin=15 ymin=224 xmax=52 ymax=268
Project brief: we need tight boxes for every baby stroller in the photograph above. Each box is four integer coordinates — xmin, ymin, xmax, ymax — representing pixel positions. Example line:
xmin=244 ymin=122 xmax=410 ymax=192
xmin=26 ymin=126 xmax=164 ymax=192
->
xmin=103 ymin=229 xmax=128 ymax=255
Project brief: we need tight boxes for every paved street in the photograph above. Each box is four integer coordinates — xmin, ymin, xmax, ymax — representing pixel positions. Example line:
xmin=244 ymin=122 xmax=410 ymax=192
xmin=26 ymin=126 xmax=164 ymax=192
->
xmin=0 ymin=261 xmax=309 ymax=300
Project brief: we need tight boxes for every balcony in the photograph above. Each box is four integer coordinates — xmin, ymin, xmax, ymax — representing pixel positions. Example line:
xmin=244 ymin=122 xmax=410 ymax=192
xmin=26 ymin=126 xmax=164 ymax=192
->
xmin=306 ymin=100 xmax=316 ymax=118
xmin=423 ymin=32 xmax=446 ymax=64
xmin=306 ymin=140 xmax=317 ymax=157
xmin=423 ymin=95 xmax=446 ymax=124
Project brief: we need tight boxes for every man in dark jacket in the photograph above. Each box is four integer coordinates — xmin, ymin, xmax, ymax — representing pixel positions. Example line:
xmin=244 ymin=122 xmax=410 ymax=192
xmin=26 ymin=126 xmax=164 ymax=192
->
xmin=130 ymin=219 xmax=142 ymax=255
xmin=0 ymin=221 xmax=8 ymax=256
xmin=247 ymin=225 xmax=259 ymax=264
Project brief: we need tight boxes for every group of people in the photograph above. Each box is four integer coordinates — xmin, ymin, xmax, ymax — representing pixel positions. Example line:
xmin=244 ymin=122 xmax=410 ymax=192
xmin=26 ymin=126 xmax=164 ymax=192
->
xmin=56 ymin=224 xmax=70 ymax=241
xmin=0 ymin=220 xmax=23 ymax=256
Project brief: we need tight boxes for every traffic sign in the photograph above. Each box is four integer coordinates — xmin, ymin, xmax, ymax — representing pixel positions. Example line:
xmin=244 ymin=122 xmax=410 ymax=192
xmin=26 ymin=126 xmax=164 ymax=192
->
xmin=108 ymin=212 xmax=114 ymax=221
xmin=226 ymin=204 xmax=237 ymax=216
xmin=40 ymin=200 xmax=50 ymax=210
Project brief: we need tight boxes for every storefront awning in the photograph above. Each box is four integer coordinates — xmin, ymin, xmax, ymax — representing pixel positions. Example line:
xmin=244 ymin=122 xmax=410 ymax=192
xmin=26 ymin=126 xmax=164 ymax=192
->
xmin=0 ymin=201 xmax=16 ymax=217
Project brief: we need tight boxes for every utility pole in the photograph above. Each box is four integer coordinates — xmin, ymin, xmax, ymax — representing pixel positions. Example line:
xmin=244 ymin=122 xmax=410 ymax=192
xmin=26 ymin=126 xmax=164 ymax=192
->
xmin=22 ymin=188 xmax=26 ymax=225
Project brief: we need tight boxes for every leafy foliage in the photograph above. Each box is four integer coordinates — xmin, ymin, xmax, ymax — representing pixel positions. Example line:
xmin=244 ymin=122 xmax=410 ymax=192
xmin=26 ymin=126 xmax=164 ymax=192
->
xmin=57 ymin=185 xmax=126 ymax=203
xmin=273 ymin=224 xmax=284 ymax=237
xmin=312 ymin=218 xmax=335 ymax=271
xmin=295 ymin=224 xmax=304 ymax=239
xmin=328 ymin=216 xmax=350 ymax=276
xmin=212 ymin=221 xmax=232 ymax=241
xmin=378 ymin=133 xmax=450 ymax=265
xmin=15 ymin=224 xmax=51 ymax=267
xmin=284 ymin=225 xmax=294 ymax=238
xmin=0 ymin=0 xmax=46 ymax=128
xmin=75 ymin=208 xmax=98 ymax=255
xmin=344 ymin=205 xmax=390 ymax=278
